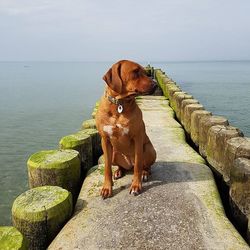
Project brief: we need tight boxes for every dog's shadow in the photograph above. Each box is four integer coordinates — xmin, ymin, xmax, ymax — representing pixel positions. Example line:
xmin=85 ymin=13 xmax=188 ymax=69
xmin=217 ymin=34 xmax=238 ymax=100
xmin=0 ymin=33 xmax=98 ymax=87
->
xmin=74 ymin=161 xmax=211 ymax=214
xmin=112 ymin=161 xmax=211 ymax=197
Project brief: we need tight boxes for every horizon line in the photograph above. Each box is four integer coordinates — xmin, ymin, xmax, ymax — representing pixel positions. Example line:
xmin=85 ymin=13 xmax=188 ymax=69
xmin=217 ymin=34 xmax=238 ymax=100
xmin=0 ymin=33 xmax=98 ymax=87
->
xmin=0 ymin=59 xmax=250 ymax=63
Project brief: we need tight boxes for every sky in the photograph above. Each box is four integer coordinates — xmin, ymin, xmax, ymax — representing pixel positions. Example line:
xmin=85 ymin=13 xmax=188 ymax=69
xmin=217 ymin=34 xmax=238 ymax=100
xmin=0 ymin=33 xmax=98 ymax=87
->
xmin=0 ymin=0 xmax=250 ymax=62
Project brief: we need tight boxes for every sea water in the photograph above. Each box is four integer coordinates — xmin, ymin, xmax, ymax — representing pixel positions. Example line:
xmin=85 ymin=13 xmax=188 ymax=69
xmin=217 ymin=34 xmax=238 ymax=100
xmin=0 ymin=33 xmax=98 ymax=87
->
xmin=0 ymin=61 xmax=249 ymax=225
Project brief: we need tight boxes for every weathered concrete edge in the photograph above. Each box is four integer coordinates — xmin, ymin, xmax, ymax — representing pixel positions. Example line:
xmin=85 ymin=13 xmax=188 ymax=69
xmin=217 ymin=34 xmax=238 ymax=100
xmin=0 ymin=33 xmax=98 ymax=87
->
xmin=153 ymin=66 xmax=250 ymax=243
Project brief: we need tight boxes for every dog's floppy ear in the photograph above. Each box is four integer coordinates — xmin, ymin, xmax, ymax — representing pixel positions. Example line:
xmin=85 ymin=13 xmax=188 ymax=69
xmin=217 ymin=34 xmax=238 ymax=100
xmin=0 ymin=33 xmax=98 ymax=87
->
xmin=103 ymin=62 xmax=123 ymax=94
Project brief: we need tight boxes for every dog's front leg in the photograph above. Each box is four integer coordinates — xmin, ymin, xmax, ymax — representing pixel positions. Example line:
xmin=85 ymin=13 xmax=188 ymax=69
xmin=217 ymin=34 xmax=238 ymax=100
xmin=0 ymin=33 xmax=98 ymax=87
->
xmin=100 ymin=137 xmax=113 ymax=199
xmin=130 ymin=135 xmax=143 ymax=195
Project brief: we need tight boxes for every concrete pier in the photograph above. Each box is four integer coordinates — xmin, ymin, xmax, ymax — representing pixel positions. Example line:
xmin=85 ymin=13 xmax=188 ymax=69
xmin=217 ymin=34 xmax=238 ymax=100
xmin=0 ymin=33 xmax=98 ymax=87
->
xmin=49 ymin=96 xmax=248 ymax=249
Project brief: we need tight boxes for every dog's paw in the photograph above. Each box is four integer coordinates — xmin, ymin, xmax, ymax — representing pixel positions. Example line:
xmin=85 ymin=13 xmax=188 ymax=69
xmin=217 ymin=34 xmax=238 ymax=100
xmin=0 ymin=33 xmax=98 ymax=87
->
xmin=129 ymin=180 xmax=142 ymax=196
xmin=113 ymin=168 xmax=124 ymax=180
xmin=142 ymin=170 xmax=150 ymax=182
xmin=100 ymin=183 xmax=112 ymax=199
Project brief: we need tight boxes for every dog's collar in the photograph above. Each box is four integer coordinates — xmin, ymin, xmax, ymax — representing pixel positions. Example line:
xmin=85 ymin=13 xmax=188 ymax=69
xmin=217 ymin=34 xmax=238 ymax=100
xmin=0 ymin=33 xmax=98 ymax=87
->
xmin=107 ymin=95 xmax=124 ymax=113
xmin=107 ymin=95 xmax=121 ymax=105
xmin=105 ymin=91 xmax=126 ymax=113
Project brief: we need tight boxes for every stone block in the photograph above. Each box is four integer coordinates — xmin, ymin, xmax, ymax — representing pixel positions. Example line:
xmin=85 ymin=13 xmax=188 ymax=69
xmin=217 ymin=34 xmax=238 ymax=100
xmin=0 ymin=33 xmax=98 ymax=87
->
xmin=229 ymin=158 xmax=250 ymax=243
xmin=198 ymin=116 xmax=229 ymax=157
xmin=168 ymin=85 xmax=181 ymax=102
xmin=190 ymin=110 xmax=212 ymax=146
xmin=206 ymin=125 xmax=243 ymax=177
xmin=183 ymin=104 xmax=204 ymax=134
xmin=224 ymin=137 xmax=250 ymax=183
xmin=172 ymin=92 xmax=193 ymax=121
xmin=180 ymin=99 xmax=199 ymax=125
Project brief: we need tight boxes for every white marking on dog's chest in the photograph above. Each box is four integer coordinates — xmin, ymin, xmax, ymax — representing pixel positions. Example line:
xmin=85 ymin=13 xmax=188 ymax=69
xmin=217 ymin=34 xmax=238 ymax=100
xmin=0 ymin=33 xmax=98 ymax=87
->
xmin=116 ymin=124 xmax=129 ymax=135
xmin=103 ymin=125 xmax=114 ymax=136
xmin=102 ymin=124 xmax=129 ymax=137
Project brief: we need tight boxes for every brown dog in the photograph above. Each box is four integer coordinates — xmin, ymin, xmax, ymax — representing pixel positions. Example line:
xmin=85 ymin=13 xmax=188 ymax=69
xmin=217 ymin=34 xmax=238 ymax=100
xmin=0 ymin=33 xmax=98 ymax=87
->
xmin=95 ymin=60 xmax=157 ymax=198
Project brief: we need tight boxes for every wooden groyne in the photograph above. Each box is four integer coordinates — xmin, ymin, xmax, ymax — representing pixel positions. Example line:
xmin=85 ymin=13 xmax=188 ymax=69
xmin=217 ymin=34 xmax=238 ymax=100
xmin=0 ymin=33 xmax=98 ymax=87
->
xmin=0 ymin=66 xmax=249 ymax=249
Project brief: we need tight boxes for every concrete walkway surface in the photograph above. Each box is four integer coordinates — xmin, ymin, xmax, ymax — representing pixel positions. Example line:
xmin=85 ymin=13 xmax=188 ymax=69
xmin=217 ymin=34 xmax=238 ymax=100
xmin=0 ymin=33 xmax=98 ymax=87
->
xmin=49 ymin=96 xmax=249 ymax=250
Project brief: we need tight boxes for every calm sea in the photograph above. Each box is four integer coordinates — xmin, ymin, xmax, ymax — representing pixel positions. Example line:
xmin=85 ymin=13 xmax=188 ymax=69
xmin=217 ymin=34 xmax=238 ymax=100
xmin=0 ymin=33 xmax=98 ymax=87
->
xmin=0 ymin=61 xmax=249 ymax=225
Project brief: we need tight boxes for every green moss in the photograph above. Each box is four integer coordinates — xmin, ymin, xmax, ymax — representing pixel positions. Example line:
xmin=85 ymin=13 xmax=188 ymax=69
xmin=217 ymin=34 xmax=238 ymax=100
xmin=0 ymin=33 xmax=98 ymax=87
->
xmin=80 ymin=128 xmax=98 ymax=138
xmin=95 ymin=101 xmax=100 ymax=108
xmin=60 ymin=132 xmax=91 ymax=149
xmin=81 ymin=119 xmax=96 ymax=129
xmin=92 ymin=110 xmax=97 ymax=119
xmin=98 ymin=165 xmax=105 ymax=175
xmin=160 ymin=102 xmax=170 ymax=108
xmin=12 ymin=186 xmax=72 ymax=222
xmin=135 ymin=96 xmax=143 ymax=100
xmin=27 ymin=149 xmax=79 ymax=170
xmin=86 ymin=165 xmax=99 ymax=176
xmin=0 ymin=227 xmax=28 ymax=250
xmin=59 ymin=130 xmax=93 ymax=171
xmin=98 ymin=155 xmax=105 ymax=164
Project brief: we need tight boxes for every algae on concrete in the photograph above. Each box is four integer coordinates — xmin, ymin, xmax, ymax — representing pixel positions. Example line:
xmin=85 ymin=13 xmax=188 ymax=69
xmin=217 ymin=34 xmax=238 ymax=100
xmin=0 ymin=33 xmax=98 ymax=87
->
xmin=0 ymin=226 xmax=28 ymax=250
xmin=81 ymin=119 xmax=96 ymax=129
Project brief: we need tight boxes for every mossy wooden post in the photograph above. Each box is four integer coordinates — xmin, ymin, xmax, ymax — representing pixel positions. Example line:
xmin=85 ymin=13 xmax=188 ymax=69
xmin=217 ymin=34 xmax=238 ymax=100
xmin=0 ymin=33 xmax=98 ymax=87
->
xmin=144 ymin=65 xmax=153 ymax=77
xmin=59 ymin=132 xmax=93 ymax=174
xmin=12 ymin=186 xmax=72 ymax=250
xmin=91 ymin=101 xmax=100 ymax=119
xmin=81 ymin=128 xmax=102 ymax=165
xmin=155 ymin=69 xmax=165 ymax=86
xmin=81 ymin=119 xmax=96 ymax=129
xmin=27 ymin=149 xmax=80 ymax=199
xmin=0 ymin=226 xmax=28 ymax=250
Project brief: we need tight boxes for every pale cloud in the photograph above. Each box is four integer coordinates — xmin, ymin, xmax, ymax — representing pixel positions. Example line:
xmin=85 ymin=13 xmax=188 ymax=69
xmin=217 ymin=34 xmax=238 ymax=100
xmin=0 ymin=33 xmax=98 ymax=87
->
xmin=0 ymin=0 xmax=52 ymax=15
xmin=0 ymin=0 xmax=250 ymax=61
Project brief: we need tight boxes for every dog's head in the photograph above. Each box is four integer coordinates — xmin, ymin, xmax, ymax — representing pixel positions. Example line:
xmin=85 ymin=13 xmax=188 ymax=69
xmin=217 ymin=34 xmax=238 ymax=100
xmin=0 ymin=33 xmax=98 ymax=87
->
xmin=103 ymin=60 xmax=157 ymax=98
